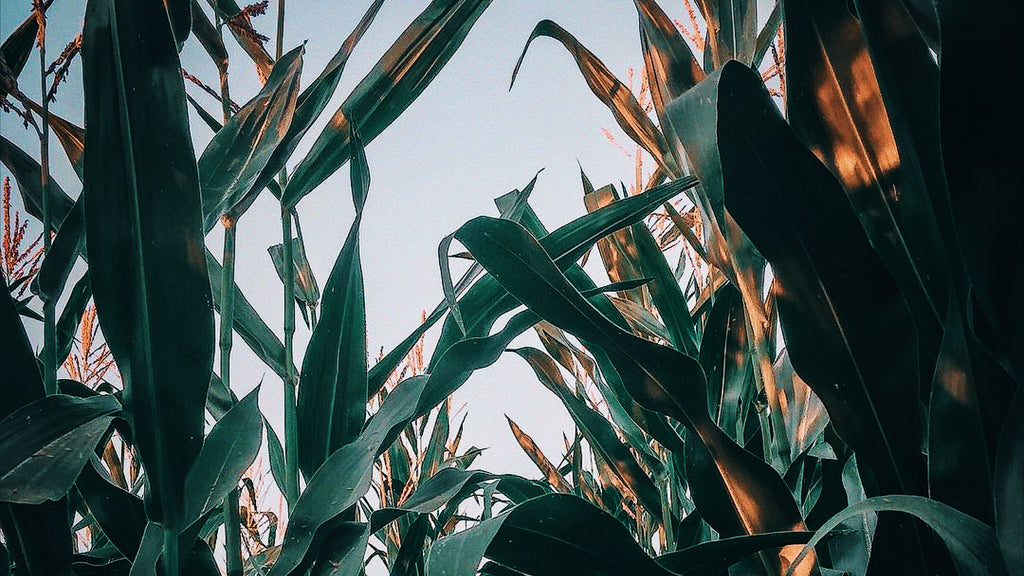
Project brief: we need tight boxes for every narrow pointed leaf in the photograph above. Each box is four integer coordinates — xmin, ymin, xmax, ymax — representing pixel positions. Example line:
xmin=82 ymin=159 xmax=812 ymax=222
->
xmin=296 ymin=129 xmax=369 ymax=478
xmin=695 ymin=0 xmax=757 ymax=67
xmin=199 ymin=45 xmax=303 ymax=230
xmin=82 ymin=0 xmax=215 ymax=528
xmin=283 ymin=0 xmax=492 ymax=207
xmin=784 ymin=0 xmax=946 ymax=341
xmin=33 ymin=197 xmax=85 ymax=303
xmin=512 ymin=347 xmax=664 ymax=521
xmin=657 ymin=531 xmax=813 ymax=574
xmin=0 ymin=136 xmax=75 ymax=230
xmin=455 ymin=216 xmax=811 ymax=569
xmin=505 ymin=415 xmax=572 ymax=493
xmin=76 ymin=460 xmax=147 ymax=560
xmin=182 ymin=387 xmax=263 ymax=526
xmin=685 ymin=61 xmax=925 ymax=498
xmin=0 ymin=12 xmax=39 ymax=99
xmin=245 ymin=0 xmax=385 ymax=204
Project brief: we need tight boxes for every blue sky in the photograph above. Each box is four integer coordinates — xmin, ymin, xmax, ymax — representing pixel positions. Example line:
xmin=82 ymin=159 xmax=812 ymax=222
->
xmin=1 ymin=0 xmax=705 ymax=479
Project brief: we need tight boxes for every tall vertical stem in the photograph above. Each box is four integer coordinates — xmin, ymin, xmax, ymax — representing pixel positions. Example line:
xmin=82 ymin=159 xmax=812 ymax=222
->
xmin=220 ymin=221 xmax=244 ymax=576
xmin=37 ymin=4 xmax=55 ymax=395
xmin=276 ymin=0 xmax=300 ymax=508
xmin=213 ymin=17 xmax=244 ymax=571
xmin=281 ymin=202 xmax=299 ymax=506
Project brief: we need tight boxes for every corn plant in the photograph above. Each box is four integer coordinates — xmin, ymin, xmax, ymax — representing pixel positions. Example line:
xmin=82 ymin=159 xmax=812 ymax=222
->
xmin=408 ymin=0 xmax=1021 ymax=575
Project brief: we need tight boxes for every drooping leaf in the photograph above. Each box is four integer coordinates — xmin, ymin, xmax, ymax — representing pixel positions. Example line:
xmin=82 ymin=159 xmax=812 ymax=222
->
xmin=82 ymin=0 xmax=215 ymax=528
xmin=786 ymin=496 xmax=1009 ymax=576
xmin=455 ymin=216 xmax=812 ymax=572
xmin=511 ymin=347 xmax=664 ymax=522
xmin=283 ymin=0 xmax=492 ymax=207
xmin=511 ymin=19 xmax=675 ymax=174
xmin=198 ymin=45 xmax=303 ymax=230
xmin=212 ymin=0 xmax=274 ymax=81
xmin=0 ymin=394 xmax=120 ymax=504
xmin=657 ymin=531 xmax=813 ymax=574
xmin=296 ymin=127 xmax=369 ymax=478
xmin=0 ymin=136 xmax=75 ymax=230
xmin=425 ymin=494 xmax=674 ymax=576
xmin=0 ymin=11 xmax=39 ymax=100
xmin=268 ymin=237 xmax=320 ymax=310
xmin=182 ymin=387 xmax=263 ymax=527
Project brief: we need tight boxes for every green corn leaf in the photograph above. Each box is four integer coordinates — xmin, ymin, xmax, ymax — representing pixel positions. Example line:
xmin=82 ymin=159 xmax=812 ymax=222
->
xmin=188 ymin=0 xmax=227 ymax=68
xmin=694 ymin=0 xmax=757 ymax=68
xmin=0 ymin=394 xmax=121 ymax=504
xmin=454 ymin=216 xmax=811 ymax=570
xmin=511 ymin=19 xmax=675 ymax=175
xmin=512 ymin=347 xmax=664 ymax=522
xmin=33 ymin=197 xmax=85 ymax=303
xmin=164 ymin=0 xmax=190 ymax=47
xmin=296 ymin=127 xmax=369 ymax=479
xmin=267 ymin=375 xmax=427 ymax=576
xmin=244 ymin=0 xmax=385 ymax=207
xmin=697 ymin=283 xmax=753 ymax=440
xmin=937 ymin=0 xmax=1024 ymax=379
xmin=268 ymin=237 xmax=320 ymax=310
xmin=308 ymin=522 xmax=370 ymax=576
xmin=38 ymin=274 xmax=91 ymax=369
xmin=0 ymin=9 xmax=40 ymax=99
xmin=0 ymin=278 xmax=73 ymax=575
xmin=264 ymin=416 xmax=287 ymax=495
xmin=182 ymin=387 xmax=263 ymax=527
xmin=0 ymin=136 xmax=75 ymax=230
xmin=633 ymin=0 xmax=704 ymax=163
xmin=425 ymin=494 xmax=674 ymax=576
xmin=283 ymin=0 xmax=492 ymax=207
xmin=784 ymin=0 xmax=946 ymax=344
xmin=657 ymin=531 xmax=812 ymax=574
xmin=786 ymin=496 xmax=1010 ymax=576
xmin=206 ymin=250 xmax=292 ymax=380
xmin=198 ymin=45 xmax=303 ymax=230
xmin=76 ymin=460 xmax=147 ymax=561
xmin=683 ymin=61 xmax=925 ymax=499
xmin=82 ymin=0 xmax=215 ymax=529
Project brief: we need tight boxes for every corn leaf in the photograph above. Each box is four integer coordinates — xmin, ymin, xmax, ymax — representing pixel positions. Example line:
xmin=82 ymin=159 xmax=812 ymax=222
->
xmin=308 ymin=522 xmax=370 ymax=576
xmin=657 ymin=531 xmax=813 ymax=574
xmin=182 ymin=387 xmax=263 ymax=527
xmin=0 ymin=136 xmax=75 ymax=230
xmin=633 ymin=0 xmax=704 ymax=162
xmin=82 ymin=0 xmax=215 ymax=529
xmin=505 ymin=415 xmax=573 ymax=493
xmin=697 ymin=283 xmax=753 ymax=441
xmin=76 ymin=460 xmax=147 ymax=560
xmin=784 ymin=0 xmax=946 ymax=344
xmin=283 ymin=0 xmax=492 ymax=207
xmin=198 ymin=45 xmax=303 ymax=230
xmin=245 ymin=0 xmax=386 ymax=208
xmin=694 ymin=0 xmax=757 ymax=67
xmin=454 ymin=216 xmax=811 ymax=571
xmin=296 ymin=128 xmax=369 ymax=479
xmin=686 ymin=61 xmax=925 ymax=499
xmin=33 ymin=197 xmax=84 ymax=303
xmin=937 ymin=0 xmax=1024 ymax=380
xmin=425 ymin=494 xmax=674 ymax=576
xmin=0 ymin=394 xmax=120 ymax=504
xmin=512 ymin=347 xmax=664 ymax=522
xmin=0 ymin=11 xmax=38 ymax=99
xmin=512 ymin=19 xmax=675 ymax=175
xmin=786 ymin=496 xmax=1009 ymax=576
